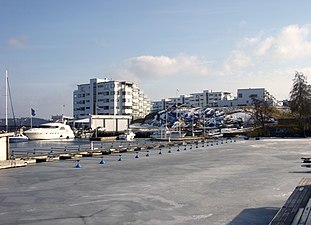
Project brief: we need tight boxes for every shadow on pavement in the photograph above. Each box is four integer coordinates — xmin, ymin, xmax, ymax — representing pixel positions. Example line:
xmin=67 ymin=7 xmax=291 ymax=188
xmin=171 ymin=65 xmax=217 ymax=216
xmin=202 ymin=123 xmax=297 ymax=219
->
xmin=227 ymin=207 xmax=279 ymax=225
xmin=289 ymin=170 xmax=311 ymax=174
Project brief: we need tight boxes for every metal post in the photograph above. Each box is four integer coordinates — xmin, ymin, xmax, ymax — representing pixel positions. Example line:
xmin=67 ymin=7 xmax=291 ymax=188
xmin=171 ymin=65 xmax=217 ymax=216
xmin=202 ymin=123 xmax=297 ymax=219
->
xmin=5 ymin=70 xmax=8 ymax=132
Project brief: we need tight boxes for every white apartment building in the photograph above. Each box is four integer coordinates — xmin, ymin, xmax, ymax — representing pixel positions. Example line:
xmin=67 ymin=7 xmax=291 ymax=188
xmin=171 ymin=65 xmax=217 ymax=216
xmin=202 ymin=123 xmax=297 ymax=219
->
xmin=152 ymin=88 xmax=278 ymax=111
xmin=151 ymin=90 xmax=234 ymax=111
xmin=73 ymin=78 xmax=151 ymax=119
xmin=218 ymin=88 xmax=278 ymax=107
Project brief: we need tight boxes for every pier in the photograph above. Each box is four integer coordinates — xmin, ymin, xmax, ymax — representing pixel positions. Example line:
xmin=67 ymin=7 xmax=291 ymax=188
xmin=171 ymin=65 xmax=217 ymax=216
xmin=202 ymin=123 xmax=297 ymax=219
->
xmin=5 ymin=138 xmax=215 ymax=166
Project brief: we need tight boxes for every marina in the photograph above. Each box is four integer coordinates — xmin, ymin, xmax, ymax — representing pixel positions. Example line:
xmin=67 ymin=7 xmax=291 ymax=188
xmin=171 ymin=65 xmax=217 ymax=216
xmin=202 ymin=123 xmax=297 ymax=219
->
xmin=0 ymin=137 xmax=311 ymax=224
xmin=1 ymin=2 xmax=311 ymax=224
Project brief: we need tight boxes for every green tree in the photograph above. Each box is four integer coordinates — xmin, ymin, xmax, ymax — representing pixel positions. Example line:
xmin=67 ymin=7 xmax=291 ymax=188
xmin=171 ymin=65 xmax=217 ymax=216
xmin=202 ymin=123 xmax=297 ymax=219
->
xmin=289 ymin=72 xmax=311 ymax=136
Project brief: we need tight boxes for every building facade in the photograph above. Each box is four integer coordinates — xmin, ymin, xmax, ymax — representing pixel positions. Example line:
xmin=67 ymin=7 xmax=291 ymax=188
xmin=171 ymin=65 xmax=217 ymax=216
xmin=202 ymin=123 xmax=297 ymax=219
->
xmin=151 ymin=90 xmax=234 ymax=111
xmin=73 ymin=78 xmax=151 ymax=119
xmin=151 ymin=88 xmax=278 ymax=111
xmin=218 ymin=88 xmax=278 ymax=107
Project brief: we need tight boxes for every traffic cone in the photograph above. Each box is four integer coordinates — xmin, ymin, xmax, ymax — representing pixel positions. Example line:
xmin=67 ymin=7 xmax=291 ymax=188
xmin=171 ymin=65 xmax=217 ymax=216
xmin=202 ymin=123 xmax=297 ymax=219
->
xmin=118 ymin=155 xmax=123 ymax=161
xmin=99 ymin=157 xmax=105 ymax=164
xmin=135 ymin=152 xmax=139 ymax=158
xmin=75 ymin=160 xmax=81 ymax=168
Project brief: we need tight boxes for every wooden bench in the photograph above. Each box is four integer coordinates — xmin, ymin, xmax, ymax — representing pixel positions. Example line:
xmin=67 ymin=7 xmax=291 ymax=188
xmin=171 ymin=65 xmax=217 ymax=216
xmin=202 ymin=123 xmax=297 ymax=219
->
xmin=269 ymin=177 xmax=311 ymax=225
xmin=302 ymin=157 xmax=311 ymax=163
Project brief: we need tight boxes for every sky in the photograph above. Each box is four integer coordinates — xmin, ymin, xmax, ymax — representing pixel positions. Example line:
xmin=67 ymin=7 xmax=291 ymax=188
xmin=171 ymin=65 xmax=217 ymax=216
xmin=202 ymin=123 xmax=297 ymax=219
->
xmin=1 ymin=0 xmax=311 ymax=119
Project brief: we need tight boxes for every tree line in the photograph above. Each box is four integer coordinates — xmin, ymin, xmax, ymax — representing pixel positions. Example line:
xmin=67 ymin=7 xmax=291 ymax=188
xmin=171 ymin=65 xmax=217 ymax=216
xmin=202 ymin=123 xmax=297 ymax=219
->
xmin=252 ymin=71 xmax=311 ymax=137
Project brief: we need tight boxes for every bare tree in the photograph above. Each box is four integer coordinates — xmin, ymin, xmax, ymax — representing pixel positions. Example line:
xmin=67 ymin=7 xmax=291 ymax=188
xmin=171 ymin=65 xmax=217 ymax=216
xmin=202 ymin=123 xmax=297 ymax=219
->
xmin=251 ymin=97 xmax=274 ymax=136
xmin=289 ymin=72 xmax=311 ymax=136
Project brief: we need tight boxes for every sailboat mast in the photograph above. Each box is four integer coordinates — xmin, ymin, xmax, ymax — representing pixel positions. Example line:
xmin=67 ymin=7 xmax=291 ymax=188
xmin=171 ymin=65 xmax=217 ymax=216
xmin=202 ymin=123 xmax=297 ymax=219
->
xmin=5 ymin=70 xmax=8 ymax=132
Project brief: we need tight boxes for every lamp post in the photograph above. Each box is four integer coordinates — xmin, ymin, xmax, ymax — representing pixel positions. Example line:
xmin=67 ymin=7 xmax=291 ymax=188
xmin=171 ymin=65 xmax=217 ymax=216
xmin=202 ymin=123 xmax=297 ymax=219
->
xmin=203 ymin=113 xmax=206 ymax=139
xmin=192 ymin=116 xmax=194 ymax=137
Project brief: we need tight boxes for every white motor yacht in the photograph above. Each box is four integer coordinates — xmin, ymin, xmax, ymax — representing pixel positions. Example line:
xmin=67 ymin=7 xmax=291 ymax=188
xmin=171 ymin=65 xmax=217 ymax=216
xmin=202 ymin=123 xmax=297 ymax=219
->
xmin=24 ymin=122 xmax=75 ymax=140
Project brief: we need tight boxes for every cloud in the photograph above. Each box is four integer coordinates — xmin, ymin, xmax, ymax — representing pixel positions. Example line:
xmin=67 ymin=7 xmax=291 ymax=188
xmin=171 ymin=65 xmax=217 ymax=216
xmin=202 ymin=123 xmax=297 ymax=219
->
xmin=112 ymin=54 xmax=211 ymax=81
xmin=7 ymin=35 xmax=30 ymax=49
xmin=251 ymin=25 xmax=311 ymax=60
xmin=222 ymin=24 xmax=311 ymax=73
xmin=125 ymin=55 xmax=178 ymax=78
xmin=273 ymin=25 xmax=311 ymax=59
xmin=106 ymin=24 xmax=311 ymax=101
xmin=222 ymin=50 xmax=252 ymax=73
xmin=255 ymin=37 xmax=274 ymax=56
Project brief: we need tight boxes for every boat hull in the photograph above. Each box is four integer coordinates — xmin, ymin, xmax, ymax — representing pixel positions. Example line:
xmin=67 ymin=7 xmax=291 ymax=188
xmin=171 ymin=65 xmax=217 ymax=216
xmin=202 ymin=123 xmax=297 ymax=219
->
xmin=24 ymin=132 xmax=75 ymax=140
xmin=24 ymin=123 xmax=75 ymax=140
xmin=9 ymin=137 xmax=28 ymax=143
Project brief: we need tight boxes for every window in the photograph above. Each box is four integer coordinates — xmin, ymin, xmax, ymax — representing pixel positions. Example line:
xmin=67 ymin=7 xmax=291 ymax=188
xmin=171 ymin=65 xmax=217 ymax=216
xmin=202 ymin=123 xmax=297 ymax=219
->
xmin=238 ymin=93 xmax=243 ymax=98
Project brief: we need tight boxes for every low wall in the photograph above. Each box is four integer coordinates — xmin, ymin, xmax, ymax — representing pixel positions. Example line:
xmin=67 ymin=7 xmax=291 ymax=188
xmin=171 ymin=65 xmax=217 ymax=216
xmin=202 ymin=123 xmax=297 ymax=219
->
xmin=0 ymin=133 xmax=13 ymax=161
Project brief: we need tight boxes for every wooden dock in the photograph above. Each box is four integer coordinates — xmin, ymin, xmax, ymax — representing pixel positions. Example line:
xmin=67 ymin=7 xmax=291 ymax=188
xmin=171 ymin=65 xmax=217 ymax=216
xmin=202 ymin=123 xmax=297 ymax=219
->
xmin=270 ymin=177 xmax=311 ymax=225
xmin=0 ymin=158 xmax=36 ymax=169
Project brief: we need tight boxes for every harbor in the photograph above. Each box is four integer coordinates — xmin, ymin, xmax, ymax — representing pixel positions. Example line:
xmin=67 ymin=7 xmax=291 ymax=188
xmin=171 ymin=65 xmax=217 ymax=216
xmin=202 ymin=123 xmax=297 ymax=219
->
xmin=3 ymin=1 xmax=311 ymax=224
xmin=0 ymin=137 xmax=310 ymax=224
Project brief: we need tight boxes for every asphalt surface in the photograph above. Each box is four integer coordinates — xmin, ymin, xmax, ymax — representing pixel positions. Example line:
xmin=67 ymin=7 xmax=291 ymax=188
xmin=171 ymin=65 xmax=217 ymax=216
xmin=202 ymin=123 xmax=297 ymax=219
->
xmin=0 ymin=137 xmax=310 ymax=225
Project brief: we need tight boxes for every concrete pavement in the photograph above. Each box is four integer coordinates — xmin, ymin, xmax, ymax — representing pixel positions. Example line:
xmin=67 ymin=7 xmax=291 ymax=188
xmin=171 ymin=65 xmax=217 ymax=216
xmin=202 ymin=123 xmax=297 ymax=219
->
xmin=0 ymin=138 xmax=310 ymax=225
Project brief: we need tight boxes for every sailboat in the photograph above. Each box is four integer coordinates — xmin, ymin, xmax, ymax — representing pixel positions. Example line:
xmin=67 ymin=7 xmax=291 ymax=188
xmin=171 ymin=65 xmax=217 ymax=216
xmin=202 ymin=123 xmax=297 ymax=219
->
xmin=4 ymin=70 xmax=29 ymax=143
